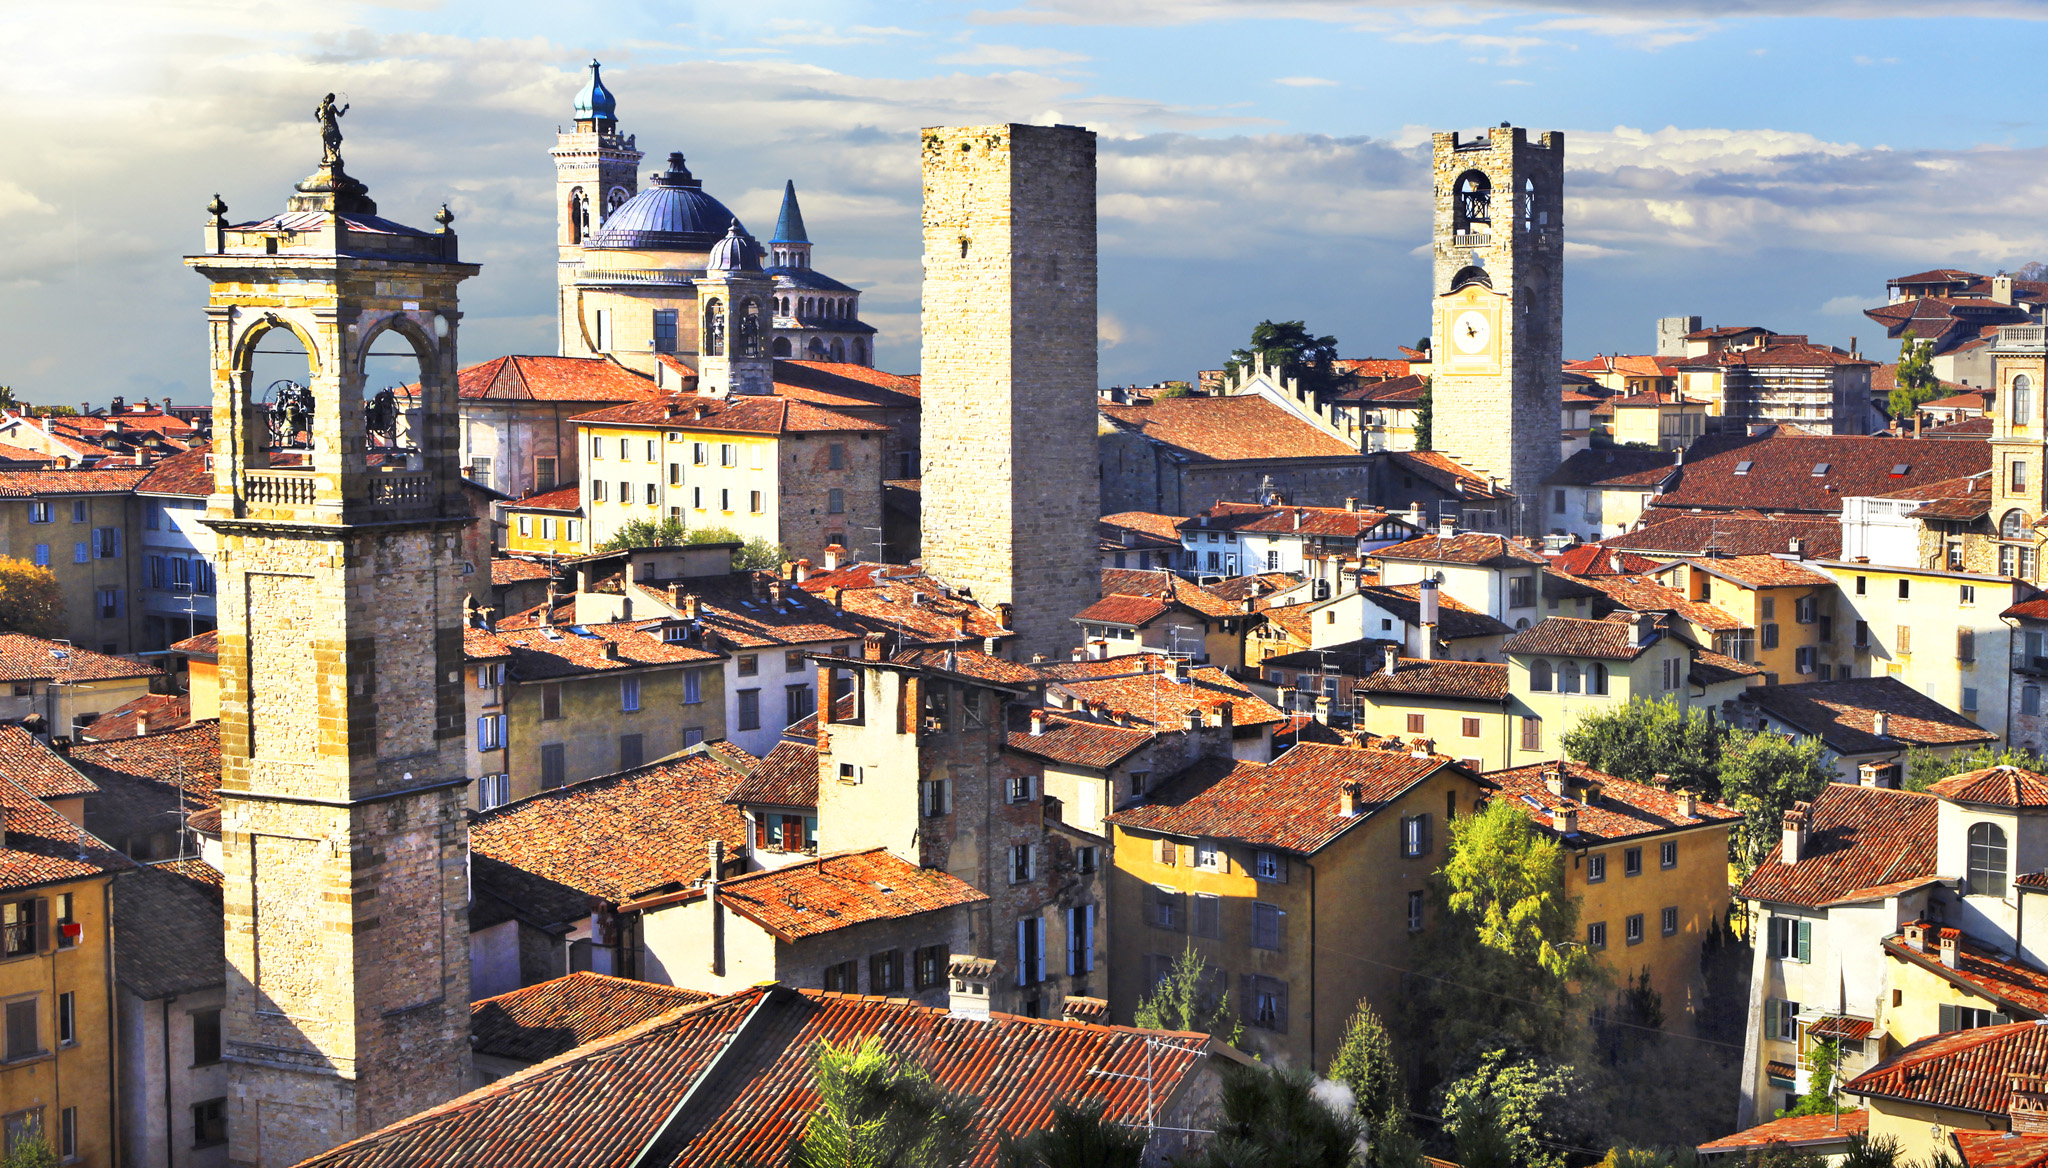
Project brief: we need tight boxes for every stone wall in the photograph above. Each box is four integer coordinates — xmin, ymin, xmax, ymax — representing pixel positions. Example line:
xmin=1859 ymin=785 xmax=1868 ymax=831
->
xmin=920 ymin=125 xmax=1100 ymax=660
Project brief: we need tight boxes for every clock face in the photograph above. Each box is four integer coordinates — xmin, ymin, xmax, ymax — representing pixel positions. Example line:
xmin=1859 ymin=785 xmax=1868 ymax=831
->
xmin=1453 ymin=309 xmax=1492 ymax=355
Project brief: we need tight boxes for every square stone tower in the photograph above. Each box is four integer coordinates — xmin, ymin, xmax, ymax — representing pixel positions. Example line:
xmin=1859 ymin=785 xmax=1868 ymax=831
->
xmin=1429 ymin=125 xmax=1565 ymax=527
xmin=920 ymin=124 xmax=1100 ymax=660
xmin=187 ymin=131 xmax=476 ymax=1166
xmin=552 ymin=60 xmax=642 ymax=357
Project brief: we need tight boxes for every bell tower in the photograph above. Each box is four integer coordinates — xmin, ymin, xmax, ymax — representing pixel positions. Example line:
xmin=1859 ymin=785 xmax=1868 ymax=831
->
xmin=552 ymin=60 xmax=642 ymax=356
xmin=187 ymin=107 xmax=478 ymax=1167
xmin=697 ymin=221 xmax=777 ymax=397
xmin=1428 ymin=124 xmax=1565 ymax=525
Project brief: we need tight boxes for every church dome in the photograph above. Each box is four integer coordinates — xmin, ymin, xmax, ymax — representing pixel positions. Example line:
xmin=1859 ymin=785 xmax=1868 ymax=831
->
xmin=573 ymin=59 xmax=616 ymax=123
xmin=706 ymin=220 xmax=761 ymax=272
xmin=586 ymin=153 xmax=747 ymax=251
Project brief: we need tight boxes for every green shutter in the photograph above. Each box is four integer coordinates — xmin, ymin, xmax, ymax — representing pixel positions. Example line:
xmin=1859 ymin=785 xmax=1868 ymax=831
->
xmin=1765 ymin=998 xmax=1778 ymax=1036
xmin=1796 ymin=920 xmax=1812 ymax=964
xmin=1940 ymin=1003 xmax=1957 ymax=1032
xmin=1995 ymin=1013 xmax=2013 ymax=1027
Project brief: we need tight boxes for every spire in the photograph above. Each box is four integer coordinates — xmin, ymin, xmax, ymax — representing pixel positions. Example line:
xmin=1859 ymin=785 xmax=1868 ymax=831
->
xmin=771 ymin=180 xmax=809 ymax=244
xmin=573 ymin=59 xmax=617 ymax=126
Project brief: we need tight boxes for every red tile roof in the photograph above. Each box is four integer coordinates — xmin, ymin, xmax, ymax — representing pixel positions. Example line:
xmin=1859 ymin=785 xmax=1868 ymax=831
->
xmin=490 ymin=557 xmax=557 ymax=586
xmin=134 ymin=444 xmax=213 ymax=497
xmin=1953 ymin=1131 xmax=2048 ymax=1168
xmin=0 ymin=468 xmax=151 ymax=497
xmin=1374 ymin=532 xmax=1548 ymax=567
xmin=1884 ymin=933 xmax=2048 ymax=1019
xmin=453 ymin=355 xmax=663 ymax=403
xmin=471 ymin=973 xmax=716 ymax=1064
xmin=771 ymin=360 xmax=921 ymax=408
xmin=571 ymin=393 xmax=888 ymax=435
xmin=1696 ymin=1110 xmax=1866 ymax=1152
xmin=1742 ymin=677 xmax=1998 ymax=755
xmin=1075 ymin=594 xmax=1171 ymax=626
xmin=1099 ymin=396 xmax=1360 ymax=461
xmin=1486 ymin=761 xmax=1740 ymax=844
xmin=1739 ymin=783 xmax=1938 ymax=909
xmin=1572 ymin=575 xmax=1743 ymax=632
xmin=887 ymin=646 xmax=1047 ymax=687
xmin=1181 ymin=500 xmax=1401 ymax=539
xmin=0 ymin=724 xmax=98 ymax=799
xmin=1668 ymin=554 xmax=1834 ymax=590
xmin=1383 ymin=450 xmax=1518 ymax=500
xmin=0 ymin=635 xmax=159 ymax=684
xmin=504 ymin=487 xmax=582 ymax=513
xmin=1649 ymin=434 xmax=1990 ymax=516
xmin=1844 ymin=1018 xmax=2048 ymax=1116
xmin=1047 ymin=659 xmax=1283 ymax=730
xmin=1108 ymin=744 xmax=1479 ymax=854
xmin=710 ymin=848 xmax=987 ymax=941
xmin=470 ymin=754 xmax=749 ymax=903
xmin=297 ymin=984 xmax=1222 ymax=1168
xmin=0 ymin=442 xmax=55 ymax=466
xmin=1351 ymin=657 xmax=1509 ymax=702
xmin=1603 ymin=513 xmax=1845 ymax=560
xmin=1094 ymin=569 xmax=1265 ymax=622
xmin=1502 ymin=614 xmax=1663 ymax=661
xmin=1099 ymin=511 xmax=1189 ymax=546
xmin=1929 ymin=767 xmax=2048 ymax=808
xmin=644 ymin=574 xmax=878 ymax=651
xmin=79 ymin=693 xmax=193 ymax=741
xmin=169 ymin=630 xmax=217 ymax=658
xmin=465 ymin=620 xmax=721 ymax=680
xmin=1349 ymin=583 xmax=1514 ymax=641
xmin=727 ymin=739 xmax=819 ymax=808
xmin=0 ymin=768 xmax=131 ymax=893
xmin=1545 ymin=447 xmax=1679 ymax=489
xmin=1005 ymin=711 xmax=1154 ymax=770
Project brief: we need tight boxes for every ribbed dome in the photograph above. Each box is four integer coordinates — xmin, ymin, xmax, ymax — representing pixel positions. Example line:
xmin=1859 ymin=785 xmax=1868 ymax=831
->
xmin=573 ymin=59 xmax=616 ymax=123
xmin=707 ymin=220 xmax=761 ymax=272
xmin=586 ymin=153 xmax=748 ymax=251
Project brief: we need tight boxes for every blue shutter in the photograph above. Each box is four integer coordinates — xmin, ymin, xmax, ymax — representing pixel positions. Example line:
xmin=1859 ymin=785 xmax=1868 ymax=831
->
xmin=1796 ymin=920 xmax=1811 ymax=964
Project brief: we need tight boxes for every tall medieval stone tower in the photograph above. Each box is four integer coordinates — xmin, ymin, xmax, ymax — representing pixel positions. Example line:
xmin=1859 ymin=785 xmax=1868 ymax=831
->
xmin=187 ymin=119 xmax=476 ymax=1168
xmin=552 ymin=60 xmax=642 ymax=356
xmin=920 ymin=124 xmax=1100 ymax=659
xmin=1428 ymin=125 xmax=1565 ymax=527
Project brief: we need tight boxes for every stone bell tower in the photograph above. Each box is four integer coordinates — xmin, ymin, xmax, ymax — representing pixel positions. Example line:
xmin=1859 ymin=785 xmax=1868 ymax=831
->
xmin=696 ymin=221 xmax=776 ymax=397
xmin=552 ymin=59 xmax=642 ymax=356
xmin=1428 ymin=124 xmax=1564 ymax=526
xmin=187 ymin=106 xmax=477 ymax=1167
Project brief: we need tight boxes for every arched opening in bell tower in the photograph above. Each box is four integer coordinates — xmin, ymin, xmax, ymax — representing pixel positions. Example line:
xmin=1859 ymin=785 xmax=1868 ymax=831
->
xmin=240 ymin=319 xmax=317 ymax=469
xmin=567 ymin=187 xmax=588 ymax=245
xmin=1452 ymin=171 xmax=1492 ymax=237
xmin=703 ymin=298 xmax=726 ymax=357
xmin=357 ymin=319 xmax=437 ymax=475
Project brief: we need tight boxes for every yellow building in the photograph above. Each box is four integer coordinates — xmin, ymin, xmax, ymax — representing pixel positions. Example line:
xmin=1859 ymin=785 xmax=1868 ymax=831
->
xmin=1502 ymin=614 xmax=1757 ymax=765
xmin=1105 ymin=744 xmax=1493 ymax=1067
xmin=0 ymin=469 xmax=149 ymax=655
xmin=1352 ymin=658 xmax=1513 ymax=772
xmin=0 ymin=634 xmax=160 ymax=740
xmin=1842 ymin=1019 xmax=2048 ymax=1164
xmin=1875 ymin=923 xmax=2048 ymax=1059
xmin=569 ymin=393 xmax=888 ymax=560
xmin=500 ymin=486 xmax=584 ymax=556
xmin=1595 ymin=391 xmax=1710 ymax=450
xmin=1488 ymin=761 xmax=1741 ymax=1030
xmin=1651 ymin=555 xmax=1837 ymax=685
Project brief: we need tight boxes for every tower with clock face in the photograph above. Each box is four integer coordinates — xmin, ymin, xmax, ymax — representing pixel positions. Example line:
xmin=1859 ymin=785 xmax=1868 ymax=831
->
xmin=1429 ymin=124 xmax=1565 ymax=526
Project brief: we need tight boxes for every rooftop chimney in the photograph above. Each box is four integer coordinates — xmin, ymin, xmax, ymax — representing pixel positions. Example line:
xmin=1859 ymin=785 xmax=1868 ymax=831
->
xmin=1339 ymin=780 xmax=1365 ymax=817
xmin=2012 ymin=1075 xmax=2048 ymax=1135
xmin=1070 ymin=647 xmax=1087 ymax=662
xmin=1781 ymin=802 xmax=1811 ymax=864
xmin=862 ymin=632 xmax=886 ymax=661
xmin=1544 ymin=769 xmax=1566 ymax=797
xmin=948 ymin=955 xmax=995 ymax=1020
xmin=1345 ymin=497 xmax=1360 ymax=512
xmin=1314 ymin=694 xmax=1332 ymax=724
xmin=1874 ymin=710 xmax=1891 ymax=740
xmin=1439 ymin=515 xmax=1457 ymax=539
xmin=601 ymin=640 xmax=620 ymax=661
xmin=706 ymin=839 xmax=725 ymax=976
xmin=1554 ymin=806 xmax=1578 ymax=835
xmin=1382 ymin=645 xmax=1398 ymax=676
xmin=1903 ymin=920 xmax=1929 ymax=953
xmin=1679 ymin=790 xmax=1698 ymax=819
xmin=1406 ymin=501 xmax=1425 ymax=528
xmin=1938 ymin=928 xmax=1961 ymax=969
xmin=1029 ymin=709 xmax=1047 ymax=737
xmin=1088 ymin=639 xmax=1110 ymax=661
xmin=1183 ymin=707 xmax=1202 ymax=731
xmin=823 ymin=543 xmax=843 ymax=571
xmin=134 ymin=715 xmax=148 ymax=736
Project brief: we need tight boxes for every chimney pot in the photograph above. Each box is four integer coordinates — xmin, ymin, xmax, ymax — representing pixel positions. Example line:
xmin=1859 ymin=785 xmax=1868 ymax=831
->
xmin=1029 ymin=709 xmax=1046 ymax=737
xmin=1382 ymin=645 xmax=1397 ymax=676
xmin=1554 ymin=806 xmax=1578 ymax=835
xmin=1339 ymin=780 xmax=1364 ymax=817
xmin=1781 ymin=802 xmax=1811 ymax=864
xmin=862 ymin=632 xmax=886 ymax=661
xmin=1939 ymin=929 xmax=1961 ymax=969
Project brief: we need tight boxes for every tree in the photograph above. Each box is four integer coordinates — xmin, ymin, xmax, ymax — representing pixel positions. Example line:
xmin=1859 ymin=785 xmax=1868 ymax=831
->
xmin=592 ymin=520 xmax=786 ymax=571
xmin=1719 ymin=731 xmax=1831 ymax=874
xmin=26 ymin=405 xmax=76 ymax=418
xmin=1776 ymin=1039 xmax=1842 ymax=1118
xmin=1224 ymin=321 xmax=1346 ymax=396
xmin=1440 ymin=1053 xmax=1589 ymax=1168
xmin=1179 ymin=1064 xmax=1364 ymax=1168
xmin=0 ymin=1126 xmax=56 ymax=1168
xmin=1330 ymin=1002 xmax=1409 ymax=1145
xmin=1904 ymin=744 xmax=2048 ymax=792
xmin=1133 ymin=945 xmax=1242 ymax=1045
xmin=792 ymin=1037 xmax=977 ymax=1168
xmin=597 ymin=516 xmax=688 ymax=551
xmin=0 ymin=386 xmax=15 ymax=412
xmin=1413 ymin=378 xmax=1433 ymax=452
xmin=0 ymin=557 xmax=65 ymax=640
xmin=1836 ymin=1134 xmax=1902 ymax=1168
xmin=1450 ymin=1098 xmax=1515 ymax=1168
xmin=1559 ymin=697 xmax=1722 ymax=799
xmin=1153 ymin=381 xmax=1194 ymax=399
xmin=996 ymin=1100 xmax=1147 ymax=1168
xmin=1889 ymin=332 xmax=1941 ymax=420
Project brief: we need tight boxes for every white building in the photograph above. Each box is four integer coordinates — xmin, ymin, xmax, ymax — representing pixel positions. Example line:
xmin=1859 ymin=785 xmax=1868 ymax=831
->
xmin=135 ymin=448 xmax=218 ymax=652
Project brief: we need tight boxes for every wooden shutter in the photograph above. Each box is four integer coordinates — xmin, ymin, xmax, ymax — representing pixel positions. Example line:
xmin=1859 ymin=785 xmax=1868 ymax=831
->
xmin=34 ymin=898 xmax=48 ymax=955
xmin=1940 ymin=1002 xmax=1957 ymax=1032
xmin=1275 ymin=908 xmax=1288 ymax=953
xmin=1420 ymin=814 xmax=1432 ymax=856
xmin=1272 ymin=978 xmax=1289 ymax=1035
xmin=1158 ymin=838 xmax=1176 ymax=866
xmin=1796 ymin=920 xmax=1811 ymax=964
xmin=1239 ymin=974 xmax=1256 ymax=1023
xmin=1017 ymin=921 xmax=1029 ymax=987
xmin=1764 ymin=998 xmax=1777 ymax=1037
xmin=1397 ymin=816 xmax=1412 ymax=857
xmin=1195 ymin=894 xmax=1219 ymax=939
xmin=1272 ymin=854 xmax=1287 ymax=884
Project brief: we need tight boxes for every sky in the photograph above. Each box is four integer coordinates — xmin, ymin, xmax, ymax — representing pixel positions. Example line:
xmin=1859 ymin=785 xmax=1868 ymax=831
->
xmin=3 ymin=0 xmax=2048 ymax=404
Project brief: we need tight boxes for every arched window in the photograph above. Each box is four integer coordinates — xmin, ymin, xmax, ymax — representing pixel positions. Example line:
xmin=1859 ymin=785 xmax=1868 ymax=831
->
xmin=703 ymin=298 xmax=725 ymax=357
xmin=604 ymin=187 xmax=628 ymax=220
xmin=853 ymin=338 xmax=867 ymax=365
xmin=1560 ymin=661 xmax=1582 ymax=694
xmin=1449 ymin=265 xmax=1493 ymax=292
xmin=1589 ymin=662 xmax=1609 ymax=695
xmin=1452 ymin=170 xmax=1492 ymax=235
xmin=1522 ymin=178 xmax=1537 ymax=232
xmin=1968 ymin=821 xmax=2009 ymax=897
xmin=1530 ymin=659 xmax=1553 ymax=691
xmin=566 ymin=187 xmax=587 ymax=245
xmin=2003 ymin=510 xmax=2027 ymax=540
xmin=2016 ymin=374 xmax=2035 ymax=429
xmin=773 ymin=337 xmax=792 ymax=358
xmin=737 ymin=299 xmax=763 ymax=357
xmin=831 ymin=338 xmax=846 ymax=362
xmin=808 ymin=337 xmax=829 ymax=359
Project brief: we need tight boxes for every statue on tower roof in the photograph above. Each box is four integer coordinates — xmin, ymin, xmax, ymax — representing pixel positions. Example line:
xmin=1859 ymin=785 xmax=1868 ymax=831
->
xmin=316 ymin=93 xmax=350 ymax=166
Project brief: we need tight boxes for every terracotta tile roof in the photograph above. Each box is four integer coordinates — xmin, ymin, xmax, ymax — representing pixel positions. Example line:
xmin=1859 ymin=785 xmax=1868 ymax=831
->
xmin=1953 ymin=1131 xmax=2048 ymax=1168
xmin=1925 ymin=416 xmax=1997 ymax=439
xmin=1692 ymin=649 xmax=1765 ymax=684
xmin=771 ymin=360 xmax=920 ymax=408
xmin=1671 ymin=554 xmax=1834 ymax=590
xmin=79 ymin=693 xmax=193 ymax=741
xmin=2006 ymin=597 xmax=2048 ymax=622
xmin=712 ymin=848 xmax=987 ymax=942
xmin=1545 ymin=447 xmax=1680 ymax=489
xmin=1572 ymin=575 xmax=1743 ymax=632
xmin=471 ymin=972 xmax=716 ymax=1064
xmin=1565 ymin=354 xmax=1680 ymax=378
xmin=1181 ymin=501 xmax=1400 ymax=540
xmin=1502 ymin=615 xmax=1662 ymax=661
xmin=1351 ymin=657 xmax=1509 ymax=702
xmin=1075 ymin=594 xmax=1172 ymax=626
xmin=1099 ymin=396 xmax=1360 ymax=461
xmin=1550 ymin=545 xmax=1663 ymax=577
xmin=799 ymin=571 xmax=1013 ymax=646
xmin=1271 ymin=716 xmax=1348 ymax=751
xmin=1487 ymin=761 xmax=1740 ymax=844
xmin=1354 ymin=583 xmax=1513 ymax=641
xmin=1605 ymin=513 xmax=1844 ymax=559
xmin=1094 ymin=570 xmax=1243 ymax=621
xmin=1099 ymin=512 xmax=1189 ymax=547
xmin=1331 ymin=374 xmax=1427 ymax=404
xmin=887 ymin=646 xmax=1046 ymax=687
xmin=169 ymin=630 xmax=217 ymax=658
xmin=1925 ymin=391 xmax=1992 ymax=412
xmin=296 ymin=984 xmax=1219 ymax=1168
xmin=1675 ymin=336 xmax=1876 ymax=369
xmin=0 ymin=724 xmax=96 ymax=799
xmin=1005 ymin=711 xmax=1154 ymax=770
xmin=452 ymin=355 xmax=663 ymax=403
xmin=66 ymin=722 xmax=221 ymax=807
xmin=1844 ymin=1018 xmax=2048 ymax=1116
xmin=0 ymin=768 xmax=131 ymax=893
xmin=1258 ymin=602 xmax=1314 ymax=647
xmin=1885 ymin=933 xmax=2048 ymax=1019
xmin=505 ymin=486 xmax=582 ymax=513
xmin=1649 ymin=434 xmax=1990 ymax=516
xmin=1809 ymin=1015 xmax=1877 ymax=1041
xmin=1696 ymin=1110 xmax=1866 ymax=1152
xmin=648 ymin=575 xmax=874 ymax=650
xmin=1928 ymin=766 xmax=2048 ymax=808
xmin=727 ymin=739 xmax=819 ymax=808
xmin=1739 ymin=783 xmax=1938 ymax=908
xmin=1682 ymin=325 xmax=1773 ymax=342
xmin=470 ymin=754 xmax=750 ymax=903
xmin=1206 ymin=573 xmax=1300 ymax=611
xmin=465 ymin=620 xmax=721 ymax=681
xmin=1373 ymin=532 xmax=1547 ymax=567
xmin=491 ymin=557 xmax=557 ymax=586
xmin=133 ymin=444 xmax=213 ymax=496
xmin=1108 ymin=744 xmax=1477 ymax=853
xmin=1047 ymin=659 xmax=1284 ymax=730
xmin=571 ymin=393 xmax=888 ymax=435
xmin=1383 ymin=450 xmax=1517 ymax=500
xmin=1742 ymin=677 xmax=1997 ymax=755
xmin=0 ymin=634 xmax=159 ymax=684
xmin=111 ymin=860 xmax=223 ymax=1000
xmin=1334 ymin=357 xmax=1412 ymax=379
xmin=0 ymin=442 xmax=55 ymax=466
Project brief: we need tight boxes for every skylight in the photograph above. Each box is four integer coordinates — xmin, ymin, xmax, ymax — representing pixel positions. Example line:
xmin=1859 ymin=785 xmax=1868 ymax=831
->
xmin=1733 ymin=461 xmax=1753 ymax=475
xmin=1811 ymin=463 xmax=1830 ymax=476
xmin=1892 ymin=464 xmax=1911 ymax=476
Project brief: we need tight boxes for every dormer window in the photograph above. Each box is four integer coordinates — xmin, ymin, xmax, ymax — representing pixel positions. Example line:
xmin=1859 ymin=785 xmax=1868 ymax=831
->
xmin=1968 ymin=822 xmax=2008 ymax=897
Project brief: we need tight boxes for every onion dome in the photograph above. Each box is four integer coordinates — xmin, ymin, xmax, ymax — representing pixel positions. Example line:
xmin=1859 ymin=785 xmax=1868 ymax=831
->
xmin=585 ymin=153 xmax=748 ymax=251
xmin=707 ymin=220 xmax=761 ymax=272
xmin=573 ymin=59 xmax=617 ymax=124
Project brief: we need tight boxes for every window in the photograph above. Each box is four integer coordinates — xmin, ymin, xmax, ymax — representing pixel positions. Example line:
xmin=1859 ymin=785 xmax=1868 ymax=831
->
xmin=829 ymin=442 xmax=846 ymax=470
xmin=914 ymin=945 xmax=948 ymax=991
xmin=750 ymin=489 xmax=763 ymax=514
xmin=920 ymin=778 xmax=951 ymax=817
xmin=1520 ymin=715 xmax=1542 ymax=751
xmin=737 ymin=689 xmax=761 ymax=731
xmin=1899 ymin=579 xmax=1911 ymax=600
xmin=1958 ymin=628 xmax=1976 ymax=662
xmin=1897 ymin=625 xmax=1912 ymax=655
xmin=591 ymin=480 xmax=607 ymax=503
xmin=1404 ymin=713 xmax=1426 ymax=735
xmin=618 ymin=733 xmax=643 ymax=769
xmin=475 ymin=714 xmax=505 ymax=751
xmin=1587 ymin=921 xmax=1607 ymax=951
xmin=1942 ymin=1004 xmax=2011 ymax=1032
xmin=1554 ymin=489 xmax=1567 ymax=514
xmin=476 ymin=773 xmax=509 ymax=809
xmin=823 ymin=960 xmax=858 ymax=992
xmin=828 ymin=488 xmax=845 ymax=514
xmin=540 ymin=683 xmax=563 ymax=721
xmin=1761 ymin=623 xmax=1779 ymax=650
xmin=681 ymin=670 xmax=703 ymax=705
xmin=1767 ymin=916 xmax=1812 ymax=963
xmin=1587 ymin=854 xmax=1606 ymax=883
xmin=1069 ymin=905 xmax=1099 ymax=973
xmin=1401 ymin=814 xmax=1431 ymax=858
xmin=1151 ymin=885 xmax=1184 ymax=930
xmin=643 ymin=483 xmax=657 ymax=505
xmin=2 ymin=900 xmax=37 ymax=959
xmin=536 ymin=456 xmax=557 ymax=491
xmin=1660 ymin=840 xmax=1677 ymax=869
xmin=94 ymin=526 xmax=120 ymax=558
xmin=1246 ymin=976 xmax=1288 ymax=1033
xmin=1078 ymin=846 xmax=1098 ymax=874
xmin=620 ymin=676 xmax=641 ymax=712
xmin=70 ymin=501 xmax=85 ymax=524
xmin=1508 ymin=574 xmax=1534 ymax=607
xmin=736 ymin=654 xmax=759 ymax=677
xmin=74 ymin=543 xmax=88 ymax=564
xmin=785 ymin=684 xmax=814 ymax=724
xmin=869 ymin=950 xmax=903 ymax=993
xmin=3 ymin=999 xmax=35 ymax=1061
xmin=51 ymin=895 xmax=71 ymax=951
xmin=1530 ymin=660 xmax=1553 ymax=691
xmin=1855 ymin=575 xmax=1867 ymax=596
xmin=1969 ymin=822 xmax=2009 ymax=897
xmin=652 ymin=309 xmax=678 ymax=352
xmin=1462 ymin=717 xmax=1481 ymax=738
xmin=1407 ymin=890 xmax=1425 ymax=933
xmin=692 ymin=442 xmax=707 ymax=466
xmin=1255 ymin=851 xmax=1286 ymax=882
xmin=58 ymin=1107 xmax=76 ymax=1160
xmin=1193 ymin=893 xmax=1221 ymax=939
xmin=1010 ymin=844 xmax=1035 ymax=883
xmin=2016 ymin=461 xmax=2030 ymax=492
xmin=1007 ymin=774 xmax=1035 ymax=803
xmin=1194 ymin=840 xmax=1223 ymax=871
xmin=30 ymin=546 xmax=46 ymax=568
xmin=192 ymin=1098 xmax=228 ymax=1149
xmin=720 ymin=443 xmax=736 ymax=467
xmin=2028 ymin=685 xmax=2043 ymax=717
xmin=26 ymin=503 xmax=48 ymax=524
xmin=1018 ymin=918 xmax=1045 ymax=987
xmin=1253 ymin=902 xmax=1286 ymax=951
xmin=1795 ymin=646 xmax=1817 ymax=675
xmin=1620 ymin=846 xmax=1641 ymax=876
xmin=1157 ymin=838 xmax=1177 ymax=867
xmin=1855 ymin=620 xmax=1870 ymax=649
xmin=540 ymin=744 xmax=566 ymax=789
xmin=1772 ymin=997 xmax=1801 ymax=1041
xmin=54 ymin=993 xmax=71 ymax=1047
xmin=1662 ymin=906 xmax=1679 ymax=936
xmin=1964 ymin=687 xmax=1981 ymax=712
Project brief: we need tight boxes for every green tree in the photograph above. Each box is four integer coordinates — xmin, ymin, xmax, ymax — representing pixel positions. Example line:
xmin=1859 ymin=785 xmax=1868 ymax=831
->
xmin=1776 ymin=1039 xmax=1842 ymax=1118
xmin=1451 ymin=1099 xmax=1516 ymax=1168
xmin=1890 ymin=332 xmax=1941 ymax=420
xmin=0 ymin=386 xmax=15 ymax=413
xmin=592 ymin=520 xmax=786 ymax=570
xmin=1719 ymin=731 xmax=1831 ymax=874
xmin=1180 ymin=1064 xmax=1364 ymax=1168
xmin=996 ymin=1099 xmax=1147 ymax=1168
xmin=596 ymin=515 xmax=688 ymax=551
xmin=0 ymin=557 xmax=65 ymax=639
xmin=792 ymin=1037 xmax=977 ymax=1168
xmin=1224 ymin=321 xmax=1346 ymax=395
xmin=1836 ymin=1134 xmax=1902 ymax=1168
xmin=1330 ymin=1002 xmax=1409 ymax=1144
xmin=1413 ymin=378 xmax=1433 ymax=452
xmin=1152 ymin=381 xmax=1194 ymax=399
xmin=1133 ymin=944 xmax=1242 ymax=1045
xmin=1904 ymin=744 xmax=2048 ymax=792
xmin=26 ymin=405 xmax=76 ymax=418
xmin=1559 ymin=697 xmax=1722 ymax=799
xmin=1440 ymin=1052 xmax=1587 ymax=1168
xmin=0 ymin=1126 xmax=57 ymax=1168
xmin=736 ymin=535 xmax=789 ymax=571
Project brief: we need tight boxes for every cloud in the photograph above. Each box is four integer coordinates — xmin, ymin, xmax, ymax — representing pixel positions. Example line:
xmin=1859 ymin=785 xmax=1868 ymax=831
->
xmin=975 ymin=0 xmax=2048 ymax=25
xmin=932 ymin=43 xmax=1091 ymax=66
xmin=1821 ymin=294 xmax=1872 ymax=314
xmin=1273 ymin=76 xmax=1339 ymax=87
xmin=0 ymin=182 xmax=54 ymax=219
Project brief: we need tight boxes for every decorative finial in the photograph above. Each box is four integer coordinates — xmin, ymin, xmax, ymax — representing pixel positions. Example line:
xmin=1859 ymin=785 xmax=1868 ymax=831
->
xmin=434 ymin=203 xmax=455 ymax=233
xmin=206 ymin=194 xmax=227 ymax=220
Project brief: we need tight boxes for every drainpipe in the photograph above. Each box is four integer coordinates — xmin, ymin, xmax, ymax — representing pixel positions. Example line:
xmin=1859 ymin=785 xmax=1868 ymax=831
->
xmin=1304 ymin=855 xmax=1318 ymax=1068
xmin=163 ymin=995 xmax=174 ymax=1168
